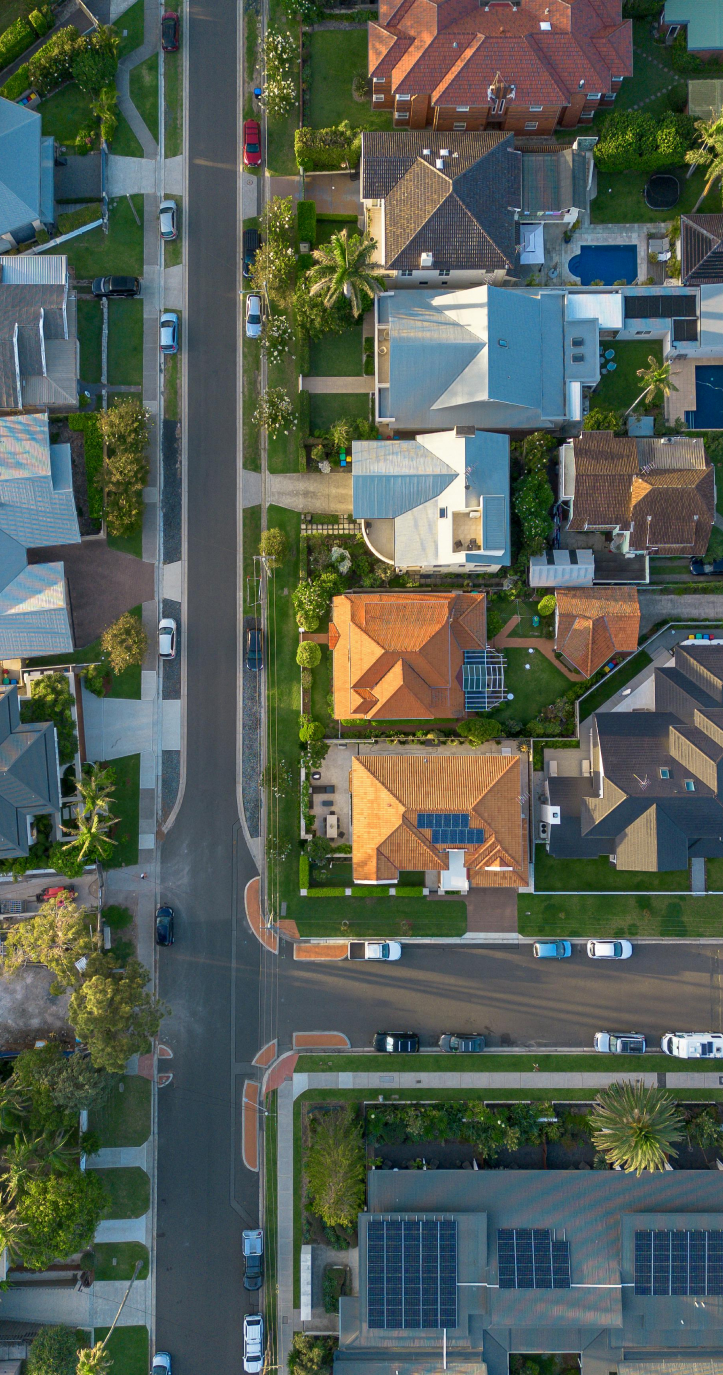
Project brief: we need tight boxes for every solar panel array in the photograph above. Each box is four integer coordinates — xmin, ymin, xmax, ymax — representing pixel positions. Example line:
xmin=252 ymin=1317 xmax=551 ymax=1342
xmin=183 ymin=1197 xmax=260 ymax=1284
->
xmin=417 ymin=813 xmax=485 ymax=846
xmin=634 ymin=1229 xmax=723 ymax=1296
xmin=497 ymin=1229 xmax=571 ymax=1291
xmin=367 ymin=1218 xmax=457 ymax=1330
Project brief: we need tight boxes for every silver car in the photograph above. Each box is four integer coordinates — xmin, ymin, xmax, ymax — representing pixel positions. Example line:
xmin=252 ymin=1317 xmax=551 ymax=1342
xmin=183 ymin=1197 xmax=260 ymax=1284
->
xmin=243 ymin=1314 xmax=264 ymax=1374
xmin=587 ymin=939 xmax=633 ymax=959
xmin=245 ymin=293 xmax=263 ymax=338
xmin=158 ymin=617 xmax=177 ymax=659
xmin=594 ymin=1031 xmax=646 ymax=1054
xmin=159 ymin=198 xmax=177 ymax=240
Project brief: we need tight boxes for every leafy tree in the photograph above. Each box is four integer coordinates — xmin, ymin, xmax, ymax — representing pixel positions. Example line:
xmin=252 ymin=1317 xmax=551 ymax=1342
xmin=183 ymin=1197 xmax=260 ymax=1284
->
xmin=69 ymin=958 xmax=166 ymax=1073
xmin=306 ymin=835 xmax=332 ymax=869
xmin=513 ymin=469 xmax=554 ymax=556
xmin=4 ymin=896 xmax=98 ymax=994
xmin=306 ymin=1107 xmax=366 ymax=1227
xmin=27 ymin=1325 xmax=79 ymax=1375
xmin=48 ymin=842 xmax=85 ymax=879
xmin=457 ymin=717 xmax=502 ymax=746
xmin=72 ymin=44 xmax=117 ymax=93
xmin=590 ymin=1080 xmax=683 ymax=1175
xmin=293 ymin=278 xmax=353 ymax=339
xmin=292 ymin=571 xmax=344 ymax=630
xmin=27 ymin=26 xmax=83 ymax=95
xmin=626 ymin=355 xmax=679 ymax=415
xmin=297 ymin=641 xmax=322 ymax=668
xmin=299 ymin=715 xmax=324 ymax=742
xmin=288 ymin=1335 xmax=338 ymax=1375
xmin=537 ymin=594 xmax=556 ymax=617
xmin=308 ymin=229 xmax=386 ymax=318
xmin=261 ymin=313 xmax=294 ymax=363
xmin=686 ymin=1107 xmax=723 ymax=1161
xmin=15 ymin=1169 xmax=107 ymax=1270
xmin=595 ymin=110 xmax=694 ymax=173
xmin=100 ymin=613 xmax=147 ymax=674
xmin=583 ymin=406 xmax=622 ymax=433
xmin=253 ymin=387 xmax=296 ymax=437
xmin=249 ymin=240 xmax=296 ymax=303
xmin=522 ymin=431 xmax=555 ymax=474
xmin=260 ymin=528 xmax=289 ymax=568
xmin=13 ymin=1045 xmax=116 ymax=1116
xmin=97 ymin=400 xmax=150 ymax=537
xmin=20 ymin=673 xmax=77 ymax=767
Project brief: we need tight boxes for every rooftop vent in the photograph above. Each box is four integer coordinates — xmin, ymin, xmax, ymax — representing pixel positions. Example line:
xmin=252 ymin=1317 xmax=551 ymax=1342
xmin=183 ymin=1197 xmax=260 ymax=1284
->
xmin=436 ymin=158 xmax=444 ymax=169
xmin=420 ymin=251 xmax=434 ymax=267
xmin=423 ymin=147 xmax=431 ymax=155
xmin=440 ymin=148 xmax=450 ymax=156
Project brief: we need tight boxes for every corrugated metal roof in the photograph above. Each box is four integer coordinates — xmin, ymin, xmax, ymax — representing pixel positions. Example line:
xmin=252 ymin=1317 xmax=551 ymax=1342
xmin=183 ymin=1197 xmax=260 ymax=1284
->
xmin=0 ymin=255 xmax=66 ymax=285
xmin=483 ymin=495 xmax=506 ymax=553
xmin=0 ymin=101 xmax=42 ymax=241
xmin=664 ymin=0 xmax=723 ymax=51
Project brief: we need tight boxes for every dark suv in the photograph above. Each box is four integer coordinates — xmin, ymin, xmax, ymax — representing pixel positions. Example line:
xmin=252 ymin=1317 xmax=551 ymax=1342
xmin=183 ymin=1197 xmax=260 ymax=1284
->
xmin=92 ymin=275 xmax=141 ymax=298
xmin=243 ymin=228 xmax=260 ymax=279
xmin=245 ymin=626 xmax=263 ymax=671
xmin=373 ymin=1032 xmax=420 ymax=1053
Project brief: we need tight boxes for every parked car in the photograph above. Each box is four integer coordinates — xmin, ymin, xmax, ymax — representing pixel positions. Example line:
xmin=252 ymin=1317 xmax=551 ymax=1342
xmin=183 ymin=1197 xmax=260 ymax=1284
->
xmin=587 ymin=939 xmax=633 ymax=959
xmin=242 ymin=1229 xmax=264 ymax=1290
xmin=161 ymin=10 xmax=179 ymax=50
xmin=155 ymin=906 xmax=174 ymax=946
xmin=151 ymin=1355 xmax=172 ymax=1375
xmin=438 ymin=1033 xmax=486 ymax=1053
xmin=348 ymin=942 xmax=401 ymax=961
xmin=661 ymin=1032 xmax=723 ymax=1058
xmin=593 ymin=1031 xmax=646 ymax=1055
xmin=245 ymin=626 xmax=263 ymax=671
xmin=243 ymin=118 xmax=262 ymax=167
xmin=92 ymin=275 xmax=140 ymax=298
xmin=37 ymin=885 xmax=75 ymax=902
xmin=159 ymin=199 xmax=177 ymax=241
xmin=245 ymin=293 xmax=263 ymax=338
xmin=243 ymin=1315 xmax=265 ymax=1374
xmin=690 ymin=557 xmax=723 ymax=576
xmin=372 ymin=1032 xmax=419 ymax=1053
xmin=158 ymin=617 xmax=177 ymax=659
xmin=533 ymin=940 xmax=572 ymax=959
xmin=243 ymin=227 xmax=260 ymax=279
xmin=160 ymin=311 xmax=178 ymax=354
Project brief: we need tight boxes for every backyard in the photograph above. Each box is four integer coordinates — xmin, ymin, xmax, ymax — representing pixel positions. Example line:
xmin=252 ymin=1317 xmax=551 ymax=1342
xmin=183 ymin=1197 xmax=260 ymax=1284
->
xmin=487 ymin=646 xmax=572 ymax=731
xmin=589 ymin=340 xmax=663 ymax=414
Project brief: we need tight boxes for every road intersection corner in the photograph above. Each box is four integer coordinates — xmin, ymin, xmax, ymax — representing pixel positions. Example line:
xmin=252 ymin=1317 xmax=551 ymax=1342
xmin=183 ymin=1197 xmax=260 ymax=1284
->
xmin=263 ymin=1053 xmax=298 ymax=1094
xmin=253 ymin=1039 xmax=278 ymax=1067
xmin=292 ymin=1031 xmax=351 ymax=1049
xmin=245 ymin=877 xmax=278 ymax=953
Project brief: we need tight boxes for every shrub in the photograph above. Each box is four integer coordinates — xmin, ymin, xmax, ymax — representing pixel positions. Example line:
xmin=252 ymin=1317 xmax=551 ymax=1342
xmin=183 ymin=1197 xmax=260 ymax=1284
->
xmin=299 ymin=851 xmax=310 ymax=889
xmin=457 ymin=717 xmax=502 ymax=746
xmin=28 ymin=7 xmax=53 ymax=37
xmin=288 ymin=1335 xmax=338 ymax=1375
xmin=594 ymin=110 xmax=695 ymax=173
xmin=73 ymin=43 xmax=117 ymax=93
xmin=293 ymin=571 xmax=344 ymax=629
xmin=299 ymin=714 xmax=325 ymax=742
xmin=27 ymin=1325 xmax=78 ymax=1375
xmin=260 ymin=527 xmax=289 ymax=568
xmin=294 ymin=125 xmax=361 ymax=171
xmin=301 ymin=667 xmax=313 ymax=689
xmin=48 ymin=842 xmax=85 ymax=878
xmin=100 ymin=612 xmax=147 ymax=674
xmin=27 ymin=25 xmax=83 ymax=96
xmin=514 ymin=468 xmax=554 ymax=556
xmin=297 ymin=199 xmax=317 ymax=247
xmin=20 ymin=673 xmax=77 ymax=766
xmin=0 ymin=16 xmax=36 ymax=70
xmin=307 ymin=834 xmax=332 ymax=868
xmin=306 ymin=1106 xmax=366 ymax=1227
xmin=297 ymin=641 xmax=322 ymax=668
xmin=68 ymin=413 xmax=103 ymax=520
xmin=82 ymin=663 xmax=109 ymax=697
xmin=583 ymin=406 xmax=622 ymax=433
xmin=1 ymin=63 xmax=30 ymax=100
xmin=537 ymin=594 xmax=556 ymax=617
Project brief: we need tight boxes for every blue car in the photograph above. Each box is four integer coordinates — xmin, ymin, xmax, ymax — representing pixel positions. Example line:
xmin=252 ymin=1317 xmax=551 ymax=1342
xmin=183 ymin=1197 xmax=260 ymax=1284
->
xmin=533 ymin=940 xmax=572 ymax=959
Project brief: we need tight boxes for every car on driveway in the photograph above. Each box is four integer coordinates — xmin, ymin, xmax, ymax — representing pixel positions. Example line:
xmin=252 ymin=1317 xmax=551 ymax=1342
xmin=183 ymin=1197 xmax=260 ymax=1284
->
xmin=161 ymin=10 xmax=179 ymax=49
xmin=245 ymin=626 xmax=263 ymax=671
xmin=243 ymin=118 xmax=262 ymax=167
xmin=159 ymin=199 xmax=177 ymax=241
xmin=373 ymin=1032 xmax=419 ymax=1053
xmin=243 ymin=1229 xmax=264 ymax=1290
xmin=152 ymin=1354 xmax=171 ymax=1375
xmin=37 ymin=884 xmax=75 ymax=902
xmin=155 ymin=906 xmax=174 ymax=946
xmin=533 ymin=940 xmax=572 ymax=959
xmin=587 ymin=939 xmax=633 ymax=960
xmin=92 ymin=275 xmax=140 ymax=298
xmin=438 ymin=1033 xmax=486 ymax=1053
xmin=160 ymin=311 xmax=178 ymax=354
xmin=691 ymin=557 xmax=723 ymax=576
xmin=594 ymin=1031 xmax=646 ymax=1054
xmin=158 ymin=617 xmax=177 ymax=659
xmin=243 ymin=1315 xmax=265 ymax=1374
xmin=245 ymin=293 xmax=263 ymax=338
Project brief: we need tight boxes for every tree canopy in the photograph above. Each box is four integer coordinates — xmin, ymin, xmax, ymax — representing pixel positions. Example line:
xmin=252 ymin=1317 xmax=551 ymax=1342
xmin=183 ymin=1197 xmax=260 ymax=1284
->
xmin=68 ymin=958 xmax=166 ymax=1073
xmin=305 ymin=1106 xmax=366 ymax=1228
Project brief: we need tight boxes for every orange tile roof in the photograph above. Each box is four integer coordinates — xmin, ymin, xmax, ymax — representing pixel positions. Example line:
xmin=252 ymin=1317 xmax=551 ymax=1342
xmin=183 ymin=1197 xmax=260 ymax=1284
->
xmin=351 ymin=752 xmax=528 ymax=887
xmin=555 ymin=586 xmax=640 ymax=678
xmin=331 ymin=591 xmax=487 ymax=720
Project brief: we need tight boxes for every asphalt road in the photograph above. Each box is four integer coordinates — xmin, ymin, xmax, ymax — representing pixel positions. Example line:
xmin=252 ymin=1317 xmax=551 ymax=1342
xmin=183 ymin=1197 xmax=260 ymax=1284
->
xmin=277 ymin=941 xmax=723 ymax=1049
xmin=155 ymin=0 xmax=260 ymax=1369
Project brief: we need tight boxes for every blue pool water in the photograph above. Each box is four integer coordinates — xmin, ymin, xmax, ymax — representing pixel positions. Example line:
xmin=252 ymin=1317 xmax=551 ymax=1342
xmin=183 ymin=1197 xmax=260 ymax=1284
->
xmin=688 ymin=365 xmax=723 ymax=428
xmin=568 ymin=244 xmax=638 ymax=286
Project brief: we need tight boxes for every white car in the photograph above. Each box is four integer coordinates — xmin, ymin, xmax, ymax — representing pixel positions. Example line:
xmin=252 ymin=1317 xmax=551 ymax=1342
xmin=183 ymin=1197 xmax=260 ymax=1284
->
xmin=243 ymin=1314 xmax=265 ymax=1374
xmin=245 ymin=293 xmax=263 ymax=338
xmin=152 ymin=1355 xmax=171 ymax=1375
xmin=587 ymin=939 xmax=633 ymax=960
xmin=661 ymin=1032 xmax=723 ymax=1059
xmin=159 ymin=198 xmax=177 ymax=240
xmin=158 ymin=618 xmax=177 ymax=659
xmin=348 ymin=941 xmax=402 ymax=961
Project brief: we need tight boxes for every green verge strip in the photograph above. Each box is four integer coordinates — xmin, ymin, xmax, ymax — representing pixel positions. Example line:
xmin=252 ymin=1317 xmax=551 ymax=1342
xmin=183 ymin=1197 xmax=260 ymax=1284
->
xmin=519 ymin=892 xmax=723 ymax=939
xmin=295 ymin=1052 xmax=691 ymax=1073
xmin=264 ymin=1092 xmax=278 ymax=1357
xmin=293 ymin=1097 xmax=302 ymax=1310
xmin=95 ymin=1166 xmax=150 ymax=1218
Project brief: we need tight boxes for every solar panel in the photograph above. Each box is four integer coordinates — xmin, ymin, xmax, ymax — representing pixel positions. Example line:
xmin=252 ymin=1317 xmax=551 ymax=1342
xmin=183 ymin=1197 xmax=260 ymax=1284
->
xmin=497 ymin=1229 xmax=571 ymax=1290
xmin=635 ymin=1230 xmax=723 ymax=1296
xmin=416 ymin=814 xmax=485 ymax=846
xmin=367 ymin=1217 xmax=457 ymax=1330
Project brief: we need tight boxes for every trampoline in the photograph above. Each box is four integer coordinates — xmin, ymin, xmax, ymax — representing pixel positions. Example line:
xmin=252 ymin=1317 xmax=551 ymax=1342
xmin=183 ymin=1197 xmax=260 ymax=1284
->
xmin=645 ymin=173 xmax=680 ymax=210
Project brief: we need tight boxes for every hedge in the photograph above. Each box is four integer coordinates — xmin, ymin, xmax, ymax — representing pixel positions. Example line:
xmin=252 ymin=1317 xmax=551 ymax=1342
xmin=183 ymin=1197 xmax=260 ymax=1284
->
xmin=297 ymin=199 xmax=317 ymax=247
xmin=0 ymin=16 xmax=36 ymax=70
xmin=594 ymin=110 xmax=695 ymax=174
xmin=395 ymin=886 xmax=424 ymax=897
xmin=0 ymin=63 xmax=29 ymax=99
xmin=68 ymin=413 xmax=103 ymax=520
xmin=299 ymin=852 xmax=310 ymax=889
xmin=29 ymin=6 xmax=53 ymax=37
xmin=294 ymin=127 xmax=361 ymax=171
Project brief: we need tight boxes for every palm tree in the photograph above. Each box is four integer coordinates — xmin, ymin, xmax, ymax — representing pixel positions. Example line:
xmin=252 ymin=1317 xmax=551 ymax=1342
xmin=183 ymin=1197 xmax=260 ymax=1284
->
xmin=92 ymin=86 xmax=118 ymax=143
xmin=307 ymin=229 xmax=386 ymax=317
xmin=591 ymin=1080 xmax=683 ymax=1175
xmin=62 ymin=806 xmax=118 ymax=863
xmin=625 ymin=355 xmax=679 ymax=416
xmin=77 ymin=763 xmax=116 ymax=820
xmin=685 ymin=116 xmax=723 ymax=211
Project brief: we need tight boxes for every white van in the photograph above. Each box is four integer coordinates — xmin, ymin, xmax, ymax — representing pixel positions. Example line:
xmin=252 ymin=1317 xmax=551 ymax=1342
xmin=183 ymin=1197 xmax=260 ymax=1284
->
xmin=660 ymin=1032 xmax=723 ymax=1059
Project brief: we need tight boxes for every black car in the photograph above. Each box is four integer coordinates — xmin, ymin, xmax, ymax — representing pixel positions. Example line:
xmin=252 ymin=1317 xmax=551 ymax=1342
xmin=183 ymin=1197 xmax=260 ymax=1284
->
xmin=155 ymin=906 xmax=175 ymax=946
xmin=246 ymin=626 xmax=263 ymax=671
xmin=243 ymin=227 xmax=260 ymax=279
xmin=242 ymin=1229 xmax=264 ymax=1290
xmin=92 ymin=275 xmax=141 ymax=299
xmin=373 ymin=1032 xmax=420 ymax=1054
xmin=690 ymin=557 xmax=723 ymax=576
xmin=161 ymin=9 xmax=179 ymax=50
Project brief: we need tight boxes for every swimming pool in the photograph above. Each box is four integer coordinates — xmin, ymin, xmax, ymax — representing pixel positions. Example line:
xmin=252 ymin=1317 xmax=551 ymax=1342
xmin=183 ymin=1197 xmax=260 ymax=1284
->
xmin=687 ymin=365 xmax=723 ymax=428
xmin=568 ymin=244 xmax=638 ymax=286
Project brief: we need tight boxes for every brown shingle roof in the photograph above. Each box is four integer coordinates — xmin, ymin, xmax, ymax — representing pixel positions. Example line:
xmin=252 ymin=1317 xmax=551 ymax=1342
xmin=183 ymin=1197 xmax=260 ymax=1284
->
xmin=555 ymin=586 xmax=640 ymax=678
xmin=351 ymin=752 xmax=528 ymax=887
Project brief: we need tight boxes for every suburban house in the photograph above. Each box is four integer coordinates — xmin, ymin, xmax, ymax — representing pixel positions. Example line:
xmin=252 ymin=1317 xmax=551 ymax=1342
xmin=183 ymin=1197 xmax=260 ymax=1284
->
xmin=350 ymin=752 xmax=528 ymax=889
xmin=681 ymin=213 xmax=723 ymax=285
xmin=0 ymin=100 xmax=54 ymax=252
xmin=360 ymin=130 xmax=590 ymax=288
xmin=375 ymin=285 xmax=600 ymax=431
xmin=560 ymin=432 xmax=715 ymax=557
xmin=367 ymin=0 xmax=632 ymax=134
xmin=0 ymin=683 xmax=60 ymax=859
xmin=330 ymin=590 xmax=505 ymax=719
xmin=545 ymin=639 xmax=723 ymax=870
xmin=333 ymin=1168 xmax=723 ymax=1375
xmin=0 ymin=412 xmax=80 ymax=655
xmin=662 ymin=0 xmax=723 ymax=56
xmin=352 ymin=430 xmax=510 ymax=571
xmin=0 ymin=254 xmax=78 ymax=412
xmin=554 ymin=586 xmax=640 ymax=678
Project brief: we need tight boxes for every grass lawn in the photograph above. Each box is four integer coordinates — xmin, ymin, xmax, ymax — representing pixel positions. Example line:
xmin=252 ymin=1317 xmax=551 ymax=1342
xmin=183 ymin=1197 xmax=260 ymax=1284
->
xmin=27 ymin=607 xmax=144 ymax=696
xmin=117 ymin=0 xmax=144 ymax=58
xmin=243 ymin=506 xmax=262 ymax=614
xmin=705 ymin=857 xmax=723 ymax=890
xmin=533 ymin=844 xmax=690 ymax=893
xmin=164 ymin=196 xmax=182 ymax=269
xmin=103 ymin=753 xmax=140 ymax=868
xmin=77 ymin=299 xmax=102 ymax=385
xmin=293 ymin=897 xmax=467 ymax=936
xmin=265 ymin=1093 xmax=278 ymax=1335
xmin=110 ymin=111 xmax=145 ymax=158
xmin=243 ymin=331 xmax=261 ymax=472
xmin=92 ymin=1242 xmax=149 ymax=1281
xmin=310 ymin=643 xmax=331 ymax=724
xmin=486 ymin=647 xmax=571 ymax=729
xmin=296 ymin=1051 xmax=690 ymax=1073
xmin=309 ymin=326 xmax=363 ymax=377
xmin=590 ymin=340 xmax=663 ymax=413
xmin=315 ymin=216 xmax=361 ymax=246
xmin=93 ymin=1328 xmax=148 ymax=1375
xmin=578 ymin=650 xmax=653 ymax=720
xmin=164 ymin=29 xmax=182 ymax=158
xmin=266 ymin=0 xmax=298 ymax=175
xmin=307 ymin=29 xmax=393 ymax=131
xmin=108 ymin=298 xmax=143 ymax=387
xmin=98 ymin=1167 xmax=150 ymax=1218
xmin=50 ymin=196 xmax=144 ymax=281
xmin=38 ymin=84 xmax=96 ymax=146
xmin=310 ymin=392 xmax=370 ymax=433
xmin=266 ymin=507 xmax=303 ymax=920
xmin=89 ymin=1075 xmax=151 ymax=1147
xmin=129 ymin=52 xmax=159 ymax=144
xmin=591 ymin=164 xmax=719 ymax=226
xmin=107 ymin=528 xmax=144 ymax=558
xmin=518 ymin=892 xmax=723 ymax=938
xmin=0 ymin=0 xmax=38 ymax=27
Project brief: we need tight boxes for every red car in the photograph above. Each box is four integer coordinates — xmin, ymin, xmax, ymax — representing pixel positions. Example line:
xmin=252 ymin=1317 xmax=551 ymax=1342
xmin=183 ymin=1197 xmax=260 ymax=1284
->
xmin=243 ymin=119 xmax=262 ymax=168
xmin=37 ymin=885 xmax=76 ymax=903
xmin=161 ymin=10 xmax=179 ymax=51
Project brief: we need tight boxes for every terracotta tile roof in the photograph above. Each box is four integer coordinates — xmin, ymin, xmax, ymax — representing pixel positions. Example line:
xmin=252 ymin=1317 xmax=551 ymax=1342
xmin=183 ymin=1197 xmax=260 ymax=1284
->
xmin=681 ymin=214 xmax=723 ymax=285
xmin=351 ymin=752 xmax=528 ymax=886
xmin=331 ymin=590 xmax=487 ymax=720
xmin=555 ymin=586 xmax=640 ymax=677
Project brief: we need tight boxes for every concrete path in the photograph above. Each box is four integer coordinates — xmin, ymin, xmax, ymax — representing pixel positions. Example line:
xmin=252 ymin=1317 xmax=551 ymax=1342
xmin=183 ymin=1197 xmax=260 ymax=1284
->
xmin=268 ymin=470 xmax=353 ymax=514
xmin=116 ymin=0 xmax=160 ymax=161
xmin=94 ymin=1217 xmax=149 ymax=1243
xmin=81 ymin=688 xmax=154 ymax=759
xmin=107 ymin=155 xmax=158 ymax=194
xmin=302 ymin=376 xmax=374 ymax=393
xmin=243 ymin=471 xmax=262 ymax=507
xmin=87 ymin=1144 xmax=149 ymax=1168
xmin=165 ymin=155 xmax=183 ymax=195
xmin=492 ymin=614 xmax=584 ymax=682
xmin=638 ymin=593 xmax=723 ymax=635
xmin=164 ymin=263 xmax=183 ymax=309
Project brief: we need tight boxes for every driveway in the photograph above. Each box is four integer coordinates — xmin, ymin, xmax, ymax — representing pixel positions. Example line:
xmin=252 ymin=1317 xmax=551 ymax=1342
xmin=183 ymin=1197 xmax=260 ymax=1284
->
xmin=268 ymin=470 xmax=353 ymax=514
xmin=638 ymin=591 xmax=723 ymax=635
xmin=28 ymin=541 xmax=155 ymax=648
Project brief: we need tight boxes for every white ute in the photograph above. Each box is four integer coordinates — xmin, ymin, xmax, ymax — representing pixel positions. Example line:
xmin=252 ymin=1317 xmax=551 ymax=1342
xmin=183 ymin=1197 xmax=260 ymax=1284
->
xmin=661 ymin=1032 xmax=723 ymax=1059
xmin=348 ymin=941 xmax=402 ymax=961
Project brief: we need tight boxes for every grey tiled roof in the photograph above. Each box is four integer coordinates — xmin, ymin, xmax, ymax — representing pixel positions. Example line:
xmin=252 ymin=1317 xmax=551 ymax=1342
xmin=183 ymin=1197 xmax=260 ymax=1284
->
xmin=0 ymin=340 xmax=18 ymax=408
xmin=0 ymin=686 xmax=60 ymax=858
xmin=0 ymin=101 xmax=45 ymax=241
